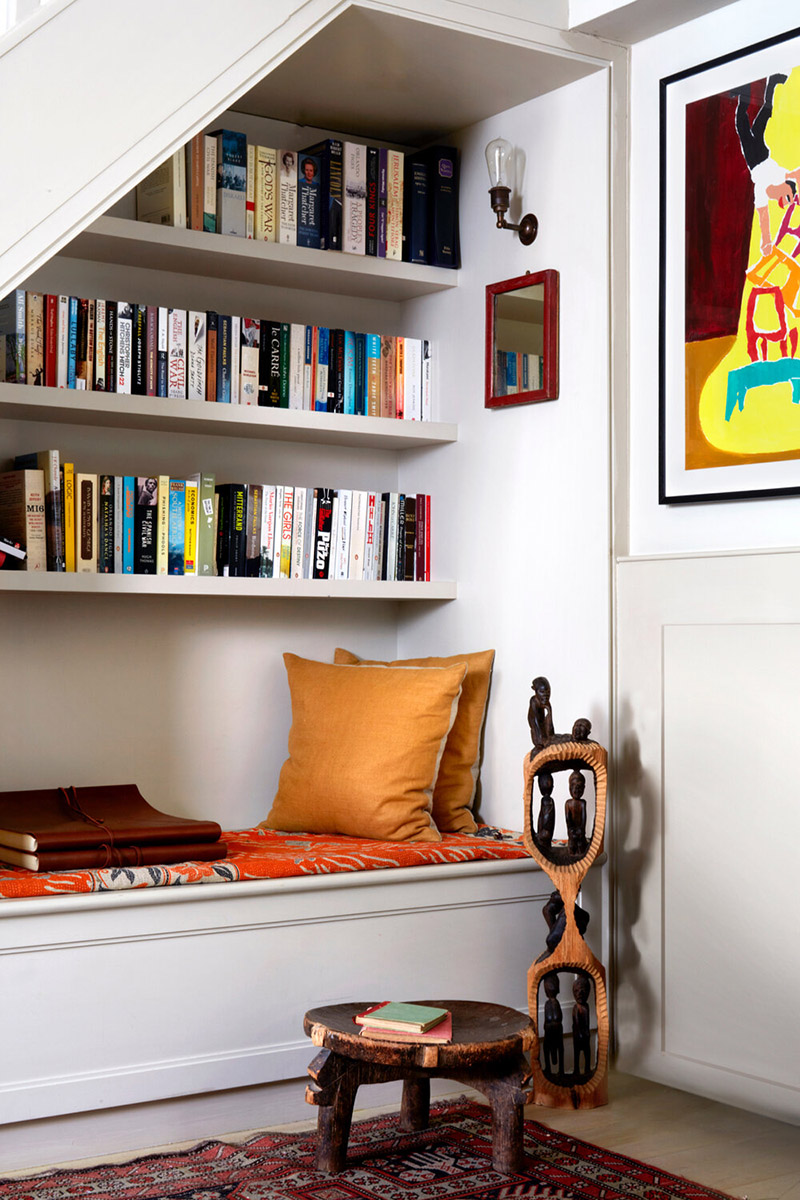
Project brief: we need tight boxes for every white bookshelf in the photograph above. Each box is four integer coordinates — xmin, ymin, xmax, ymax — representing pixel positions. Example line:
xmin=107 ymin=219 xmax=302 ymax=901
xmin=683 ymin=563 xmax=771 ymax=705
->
xmin=0 ymin=573 xmax=456 ymax=599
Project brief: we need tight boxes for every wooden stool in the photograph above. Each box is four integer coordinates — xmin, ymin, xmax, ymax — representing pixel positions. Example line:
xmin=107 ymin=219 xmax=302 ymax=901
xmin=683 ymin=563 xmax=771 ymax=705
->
xmin=303 ymin=999 xmax=534 ymax=1175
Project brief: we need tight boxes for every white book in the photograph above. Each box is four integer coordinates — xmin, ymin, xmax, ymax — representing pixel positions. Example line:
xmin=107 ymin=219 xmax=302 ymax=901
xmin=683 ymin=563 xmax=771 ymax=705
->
xmin=167 ymin=308 xmax=187 ymax=399
xmin=260 ymin=484 xmax=276 ymax=578
xmin=279 ymin=149 xmax=297 ymax=245
xmin=271 ymin=484 xmax=283 ymax=578
xmin=348 ymin=489 xmax=368 ymax=581
xmin=333 ymin=488 xmax=352 ymax=580
xmin=203 ymin=135 xmax=217 ymax=232
xmin=363 ymin=491 xmax=378 ymax=580
xmin=254 ymin=146 xmax=278 ymax=241
xmin=374 ymin=496 xmax=386 ymax=581
xmin=246 ymin=144 xmax=255 ymax=239
xmin=113 ymin=475 xmax=123 ymax=573
xmin=136 ymin=150 xmax=186 ymax=228
xmin=116 ymin=302 xmax=133 ymax=394
xmin=56 ymin=294 xmax=69 ymax=388
xmin=94 ymin=299 xmax=107 ymax=392
xmin=404 ymin=337 xmax=422 ymax=421
xmin=385 ymin=492 xmax=400 ymax=582
xmin=343 ymin=142 xmax=367 ymax=255
xmin=240 ymin=317 xmax=260 ymax=405
xmin=303 ymin=487 xmax=317 ymax=578
xmin=187 ymin=311 xmax=206 ymax=401
xmin=329 ymin=492 xmax=340 ymax=577
xmin=290 ymin=486 xmax=307 ymax=579
xmin=289 ymin=323 xmax=305 ymax=409
xmin=422 ymin=340 xmax=432 ymax=421
xmin=230 ymin=315 xmax=241 ymax=403
xmin=279 ymin=485 xmax=293 ymax=578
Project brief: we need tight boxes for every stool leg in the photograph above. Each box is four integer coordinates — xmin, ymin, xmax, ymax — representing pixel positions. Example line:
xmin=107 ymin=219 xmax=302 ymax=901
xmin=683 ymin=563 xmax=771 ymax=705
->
xmin=490 ymin=1089 xmax=525 ymax=1174
xmin=315 ymin=1066 xmax=358 ymax=1174
xmin=400 ymin=1076 xmax=430 ymax=1130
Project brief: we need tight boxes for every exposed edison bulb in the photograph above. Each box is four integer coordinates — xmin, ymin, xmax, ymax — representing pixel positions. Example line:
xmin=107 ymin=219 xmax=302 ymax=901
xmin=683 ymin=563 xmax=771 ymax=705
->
xmin=485 ymin=137 xmax=513 ymax=189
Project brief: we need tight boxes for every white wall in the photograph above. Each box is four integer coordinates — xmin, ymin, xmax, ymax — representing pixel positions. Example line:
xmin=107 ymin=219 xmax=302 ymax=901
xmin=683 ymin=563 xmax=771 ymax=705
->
xmin=399 ymin=69 xmax=611 ymax=832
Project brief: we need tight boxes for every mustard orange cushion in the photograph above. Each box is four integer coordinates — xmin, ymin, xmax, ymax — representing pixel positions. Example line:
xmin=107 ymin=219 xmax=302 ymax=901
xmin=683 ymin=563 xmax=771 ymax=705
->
xmin=334 ymin=648 xmax=495 ymax=833
xmin=263 ymin=654 xmax=468 ymax=843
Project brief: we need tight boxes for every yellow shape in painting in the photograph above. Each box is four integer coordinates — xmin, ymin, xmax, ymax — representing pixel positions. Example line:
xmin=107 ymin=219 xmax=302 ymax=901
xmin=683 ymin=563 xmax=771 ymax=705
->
xmin=698 ymin=71 xmax=800 ymax=456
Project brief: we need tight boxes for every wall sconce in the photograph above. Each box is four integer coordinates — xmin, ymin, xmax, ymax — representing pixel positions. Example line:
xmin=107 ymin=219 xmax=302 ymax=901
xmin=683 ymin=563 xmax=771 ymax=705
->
xmin=485 ymin=137 xmax=538 ymax=246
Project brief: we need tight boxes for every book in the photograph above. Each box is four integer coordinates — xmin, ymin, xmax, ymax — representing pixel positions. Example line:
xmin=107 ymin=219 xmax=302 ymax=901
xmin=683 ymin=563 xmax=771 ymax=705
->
xmin=422 ymin=340 xmax=432 ymax=420
xmin=289 ymin=323 xmax=305 ymax=409
xmin=415 ymin=492 xmax=428 ymax=583
xmin=354 ymin=330 xmax=366 ymax=416
xmin=403 ymin=152 xmax=428 ymax=265
xmin=279 ymin=485 xmax=294 ymax=578
xmin=134 ymin=476 xmax=159 ymax=574
xmin=0 ymin=783 xmax=222 ymax=853
xmin=333 ymin=488 xmax=351 ymax=579
xmin=228 ymin=482 xmax=247 ymax=577
xmin=44 ymin=294 xmax=57 ymax=387
xmin=62 ymin=461 xmax=75 ymax=572
xmin=297 ymin=150 xmax=321 ymax=249
xmin=196 ymin=473 xmax=216 ymax=576
xmin=98 ymin=474 xmax=115 ymax=572
xmin=168 ymin=479 xmax=186 ymax=574
xmin=395 ymin=335 xmax=405 ymax=419
xmin=122 ymin=476 xmax=135 ymax=574
xmin=386 ymin=150 xmax=404 ymax=261
xmin=75 ymin=473 xmax=97 ymax=573
xmin=0 ymin=838 xmax=228 ymax=873
xmin=187 ymin=311 xmax=206 ymax=401
xmin=156 ymin=473 xmax=169 ymax=575
xmin=355 ymin=1002 xmax=449 ymax=1033
xmin=0 ymin=289 xmax=26 ymax=382
xmin=279 ymin=322 xmax=290 ymax=406
xmin=261 ymin=483 xmax=278 ymax=577
xmin=168 ymin=308 xmax=187 ymax=399
xmin=230 ymin=315 xmax=241 ymax=403
xmin=240 ymin=317 xmax=259 ymax=404
xmin=404 ymin=336 xmax=422 ymax=420
xmin=363 ymin=491 xmax=378 ymax=580
xmin=360 ymin=1012 xmax=452 ymax=1044
xmin=132 ymin=303 xmax=147 ymax=395
xmin=312 ymin=487 xmax=334 ymax=579
xmin=315 ymin=326 xmax=329 ymax=412
xmin=246 ymin=143 xmax=255 ymax=239
xmin=366 ymin=333 xmax=381 ymax=416
xmin=25 ymin=291 xmax=45 ymax=385
xmin=380 ymin=335 xmax=396 ymax=418
xmin=186 ymin=133 xmax=205 ymax=231
xmin=94 ymin=298 xmax=108 ymax=391
xmin=212 ymin=129 xmax=247 ymax=237
xmin=278 ymin=149 xmax=297 ymax=245
xmin=14 ymin=449 xmax=64 ymax=571
xmin=116 ymin=301 xmax=133 ymax=393
xmin=74 ymin=297 xmax=90 ymax=389
xmin=349 ymin=489 xmax=367 ymax=579
xmin=136 ymin=150 xmax=187 ymax=227
xmin=113 ymin=475 xmax=123 ymax=573
xmin=290 ymin=485 xmax=307 ymax=579
xmin=343 ymin=328 xmax=356 ymax=415
xmin=203 ymin=134 xmax=217 ymax=232
xmin=302 ymin=487 xmax=317 ymax=578
xmin=104 ymin=298 xmax=117 ymax=393
xmin=366 ymin=146 xmax=379 ymax=256
xmin=343 ymin=141 xmax=367 ymax=255
xmin=301 ymin=137 xmax=343 ymax=251
xmin=328 ymin=327 xmax=345 ymax=413
xmin=67 ymin=295 xmax=77 ymax=388
xmin=206 ymin=311 xmax=218 ymax=402
xmin=56 ymin=294 xmax=69 ymax=387
xmin=422 ymin=145 xmax=460 ymax=268
xmin=304 ymin=325 xmax=314 ymax=409
xmin=245 ymin=483 xmax=263 ymax=577
xmin=403 ymin=494 xmax=417 ymax=581
xmin=0 ymin=535 xmax=25 ymax=568
xmin=217 ymin=314 xmax=232 ymax=403
xmin=0 ymin=470 xmax=46 ymax=571
xmin=254 ymin=145 xmax=278 ymax=241
xmin=378 ymin=149 xmax=388 ymax=258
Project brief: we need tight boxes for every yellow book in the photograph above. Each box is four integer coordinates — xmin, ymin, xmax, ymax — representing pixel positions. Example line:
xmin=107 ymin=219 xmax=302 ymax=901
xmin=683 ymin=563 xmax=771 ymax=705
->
xmin=63 ymin=462 xmax=75 ymax=572
xmin=183 ymin=477 xmax=199 ymax=575
xmin=254 ymin=146 xmax=277 ymax=242
xmin=156 ymin=474 xmax=169 ymax=575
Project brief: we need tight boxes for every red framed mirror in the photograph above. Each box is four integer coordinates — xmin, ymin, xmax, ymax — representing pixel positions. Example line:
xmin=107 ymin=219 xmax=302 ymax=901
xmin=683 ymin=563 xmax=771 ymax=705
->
xmin=485 ymin=269 xmax=559 ymax=408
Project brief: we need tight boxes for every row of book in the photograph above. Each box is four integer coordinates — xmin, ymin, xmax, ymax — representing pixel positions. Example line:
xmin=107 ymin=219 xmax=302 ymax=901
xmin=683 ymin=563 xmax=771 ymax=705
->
xmin=0 ymin=451 xmax=432 ymax=583
xmin=0 ymin=289 xmax=432 ymax=418
xmin=138 ymin=129 xmax=460 ymax=268
xmin=494 ymin=350 xmax=545 ymax=396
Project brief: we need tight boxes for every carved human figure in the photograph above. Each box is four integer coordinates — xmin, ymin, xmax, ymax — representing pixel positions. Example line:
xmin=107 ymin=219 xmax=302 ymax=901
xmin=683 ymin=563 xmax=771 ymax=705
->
xmin=565 ymin=769 xmax=588 ymax=856
xmin=536 ymin=768 xmax=555 ymax=848
xmin=528 ymin=676 xmax=554 ymax=752
xmin=572 ymin=975 xmax=592 ymax=1076
xmin=571 ymin=717 xmax=592 ymax=742
xmin=543 ymin=889 xmax=590 ymax=954
xmin=542 ymin=972 xmax=564 ymax=1078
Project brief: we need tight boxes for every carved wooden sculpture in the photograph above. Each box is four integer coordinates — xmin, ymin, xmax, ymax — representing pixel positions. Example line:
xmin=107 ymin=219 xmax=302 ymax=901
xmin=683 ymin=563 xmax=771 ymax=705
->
xmin=522 ymin=705 xmax=609 ymax=1110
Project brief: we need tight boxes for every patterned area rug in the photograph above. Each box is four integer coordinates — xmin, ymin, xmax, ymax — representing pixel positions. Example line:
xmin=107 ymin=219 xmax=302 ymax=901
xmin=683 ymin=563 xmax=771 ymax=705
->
xmin=0 ymin=1100 xmax=738 ymax=1200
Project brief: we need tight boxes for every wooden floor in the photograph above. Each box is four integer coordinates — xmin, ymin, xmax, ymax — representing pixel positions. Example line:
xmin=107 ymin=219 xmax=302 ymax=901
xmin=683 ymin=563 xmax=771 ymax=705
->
xmin=4 ymin=1072 xmax=799 ymax=1195
xmin=525 ymin=1072 xmax=800 ymax=1200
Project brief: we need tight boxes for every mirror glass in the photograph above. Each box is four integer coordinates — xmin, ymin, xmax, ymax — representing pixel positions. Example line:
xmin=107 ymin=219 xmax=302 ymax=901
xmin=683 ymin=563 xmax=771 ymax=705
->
xmin=485 ymin=270 xmax=558 ymax=408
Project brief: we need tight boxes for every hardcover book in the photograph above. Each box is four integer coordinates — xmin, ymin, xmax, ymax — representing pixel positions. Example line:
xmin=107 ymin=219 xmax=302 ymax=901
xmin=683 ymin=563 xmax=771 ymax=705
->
xmin=203 ymin=134 xmax=217 ymax=232
xmin=116 ymin=301 xmax=133 ymax=394
xmin=301 ymin=138 xmax=343 ymax=250
xmin=312 ymin=487 xmax=334 ymax=579
xmin=343 ymin=141 xmax=367 ymax=255
xmin=98 ymin=474 xmax=115 ymax=572
xmin=354 ymin=1002 xmax=449 ymax=1032
xmin=206 ymin=311 xmax=218 ymax=402
xmin=246 ymin=143 xmax=255 ymax=239
xmin=94 ymin=298 xmax=108 ymax=391
xmin=167 ymin=308 xmax=187 ymax=399
xmin=186 ymin=133 xmax=205 ymax=231
xmin=385 ymin=150 xmax=404 ymax=262
xmin=168 ymin=479 xmax=186 ymax=574
xmin=0 ymin=838 xmax=228 ymax=873
xmin=297 ymin=150 xmax=321 ymax=249
xmin=104 ymin=298 xmax=117 ymax=393
xmin=254 ymin=145 xmax=278 ymax=241
xmin=44 ymin=294 xmax=58 ymax=387
xmin=366 ymin=146 xmax=379 ymax=257
xmin=75 ymin=473 xmax=97 ymax=573
xmin=212 ymin=129 xmax=247 ymax=237
xmin=403 ymin=153 xmax=428 ymax=265
xmin=0 ymin=469 xmax=46 ymax=571
xmin=132 ymin=303 xmax=147 ymax=395
xmin=418 ymin=145 xmax=461 ymax=268
xmin=187 ymin=311 xmax=206 ymax=401
xmin=0 ymin=289 xmax=26 ymax=382
xmin=156 ymin=473 xmax=170 ymax=576
xmin=240 ymin=317 xmax=259 ymax=405
xmin=359 ymin=1012 xmax=452 ymax=1044
xmin=278 ymin=149 xmax=297 ymax=245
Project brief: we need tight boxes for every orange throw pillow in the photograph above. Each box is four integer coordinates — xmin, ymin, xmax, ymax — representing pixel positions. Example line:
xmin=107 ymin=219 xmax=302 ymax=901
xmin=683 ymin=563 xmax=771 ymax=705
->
xmin=263 ymin=654 xmax=468 ymax=843
xmin=334 ymin=648 xmax=495 ymax=833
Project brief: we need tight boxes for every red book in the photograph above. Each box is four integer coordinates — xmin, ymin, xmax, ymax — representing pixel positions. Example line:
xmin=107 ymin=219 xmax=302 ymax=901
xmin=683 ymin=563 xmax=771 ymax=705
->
xmin=44 ymin=294 xmax=58 ymax=387
xmin=415 ymin=493 xmax=426 ymax=584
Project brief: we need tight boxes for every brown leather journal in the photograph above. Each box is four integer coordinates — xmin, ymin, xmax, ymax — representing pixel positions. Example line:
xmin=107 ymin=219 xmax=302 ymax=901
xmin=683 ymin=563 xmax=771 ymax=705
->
xmin=0 ymin=838 xmax=228 ymax=873
xmin=0 ymin=784 xmax=223 ymax=853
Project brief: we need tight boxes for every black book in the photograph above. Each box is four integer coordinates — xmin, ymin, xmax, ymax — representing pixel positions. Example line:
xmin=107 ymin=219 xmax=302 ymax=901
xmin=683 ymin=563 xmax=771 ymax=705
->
xmin=132 ymin=304 xmax=147 ymax=395
xmin=423 ymin=145 xmax=460 ymax=268
xmin=279 ymin=322 xmax=290 ymax=407
xmin=395 ymin=492 xmax=406 ymax=582
xmin=228 ymin=482 xmax=247 ymax=577
xmin=105 ymin=300 xmax=117 ymax=393
xmin=403 ymin=494 xmax=416 ymax=581
xmin=205 ymin=311 xmax=218 ymax=402
xmin=312 ymin=487 xmax=334 ymax=579
xmin=98 ymin=474 xmax=115 ymax=573
xmin=379 ymin=492 xmax=390 ymax=581
xmin=354 ymin=331 xmax=366 ymax=416
xmin=328 ymin=328 xmax=345 ymax=413
xmin=301 ymin=138 xmax=343 ymax=251
xmin=215 ymin=483 xmax=231 ymax=576
xmin=75 ymin=299 xmax=89 ymax=386
xmin=365 ymin=147 xmax=379 ymax=257
xmin=403 ymin=154 xmax=429 ymax=265
xmin=245 ymin=484 xmax=263 ymax=577
xmin=134 ymin=476 xmax=158 ymax=574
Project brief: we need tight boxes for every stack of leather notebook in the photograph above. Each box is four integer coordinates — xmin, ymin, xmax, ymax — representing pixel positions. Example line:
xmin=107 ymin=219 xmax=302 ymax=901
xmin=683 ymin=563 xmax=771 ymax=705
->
xmin=0 ymin=784 xmax=226 ymax=871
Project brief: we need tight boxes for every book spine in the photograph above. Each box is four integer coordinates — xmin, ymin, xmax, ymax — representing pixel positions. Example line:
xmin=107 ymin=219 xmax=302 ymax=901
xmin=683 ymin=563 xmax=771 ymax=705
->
xmin=254 ymin=146 xmax=277 ymax=241
xmin=377 ymin=492 xmax=389 ymax=580
xmin=144 ymin=305 xmax=157 ymax=395
xmin=363 ymin=491 xmax=378 ymax=580
xmin=132 ymin=303 xmax=147 ymax=395
xmin=229 ymin=483 xmax=246 ymax=577
xmin=264 ymin=320 xmax=281 ymax=407
xmin=302 ymin=487 xmax=316 ymax=578
xmin=0 ymin=288 xmax=26 ymax=382
xmin=290 ymin=485 xmax=307 ymax=579
xmin=386 ymin=150 xmax=404 ymax=261
xmin=329 ymin=328 xmax=344 ymax=413
xmin=98 ymin=474 xmax=115 ymax=572
xmin=168 ymin=479 xmax=186 ymax=574
xmin=187 ymin=133 xmax=204 ymax=231
xmin=278 ymin=485 xmax=293 ymax=578
xmin=195 ymin=473 xmax=216 ymax=575
xmin=122 ymin=476 xmax=135 ymax=574
xmin=366 ymin=333 xmax=381 ymax=417
xmin=26 ymin=292 xmax=44 ymax=385
xmin=415 ymin=492 xmax=428 ymax=583
xmin=75 ymin=474 xmax=97 ymax=572
xmin=427 ymin=145 xmax=460 ymax=268
xmin=278 ymin=149 xmax=297 ymax=245
xmin=261 ymin=484 xmax=277 ymax=577
xmin=230 ymin=315 xmax=241 ymax=404
xmin=343 ymin=142 xmax=366 ymax=255
xmin=67 ymin=295 xmax=78 ymax=388
xmin=304 ymin=324 xmax=313 ymax=410
xmin=156 ymin=473 xmax=170 ymax=575
xmin=0 ymin=470 xmax=46 ymax=570
xmin=113 ymin=475 xmax=123 ymax=573
xmin=244 ymin=483 xmax=262 ymax=576
xmin=378 ymin=149 xmax=388 ymax=258
xmin=104 ymin=298 xmax=117 ymax=393
xmin=134 ymin=478 xmax=158 ymax=574
xmin=333 ymin=488 xmax=351 ymax=579
xmin=395 ymin=492 xmax=406 ymax=581
xmin=348 ymin=489 xmax=367 ymax=580
xmin=354 ymin=331 xmax=366 ymax=416
xmin=214 ymin=129 xmax=247 ymax=237
xmin=74 ymin=297 xmax=88 ymax=389
xmin=240 ymin=317 xmax=259 ymax=405
xmin=288 ymin=323 xmax=304 ymax=409
xmin=203 ymin=135 xmax=217 ymax=232
xmin=311 ymin=488 xmax=333 ymax=579
xmin=296 ymin=152 xmax=321 ymax=248
xmin=343 ymin=329 xmax=356 ymax=415
xmin=422 ymin=340 xmax=432 ymax=421
xmin=56 ymin=295 xmax=69 ymax=387
xmin=94 ymin=298 xmax=108 ymax=391
xmin=380 ymin=335 xmax=396 ymax=418
xmin=246 ymin=143 xmax=255 ymax=239
xmin=205 ymin=311 xmax=218 ymax=402
xmin=186 ymin=310 xmax=206 ymax=401
xmin=279 ymin=322 xmax=290 ymax=407
xmin=315 ymin=326 xmax=329 ymax=411
xmin=62 ymin=462 xmax=75 ymax=572
xmin=217 ymin=315 xmax=231 ymax=402
xmin=167 ymin=308 xmax=187 ymax=399
xmin=395 ymin=335 xmax=405 ymax=419
xmin=386 ymin=492 xmax=399 ymax=582
xmin=116 ymin=302 xmax=133 ymax=394
xmin=404 ymin=336 xmax=422 ymax=421
xmin=403 ymin=494 xmax=416 ymax=581
xmin=366 ymin=146 xmax=379 ymax=257
xmin=403 ymin=153 xmax=428 ymax=264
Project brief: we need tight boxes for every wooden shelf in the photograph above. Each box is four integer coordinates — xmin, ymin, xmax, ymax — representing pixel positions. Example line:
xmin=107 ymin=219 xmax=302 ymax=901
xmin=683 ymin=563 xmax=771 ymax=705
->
xmin=0 ymin=385 xmax=457 ymax=450
xmin=59 ymin=217 xmax=460 ymax=302
xmin=0 ymin=573 xmax=456 ymax=600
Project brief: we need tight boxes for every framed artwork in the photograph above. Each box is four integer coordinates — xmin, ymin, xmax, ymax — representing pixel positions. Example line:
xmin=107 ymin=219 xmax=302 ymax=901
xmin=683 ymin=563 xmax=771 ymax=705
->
xmin=660 ymin=25 xmax=800 ymax=503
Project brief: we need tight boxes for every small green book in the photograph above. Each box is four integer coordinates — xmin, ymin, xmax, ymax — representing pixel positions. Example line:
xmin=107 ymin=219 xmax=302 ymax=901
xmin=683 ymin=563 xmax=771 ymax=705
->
xmin=354 ymin=1002 xmax=449 ymax=1033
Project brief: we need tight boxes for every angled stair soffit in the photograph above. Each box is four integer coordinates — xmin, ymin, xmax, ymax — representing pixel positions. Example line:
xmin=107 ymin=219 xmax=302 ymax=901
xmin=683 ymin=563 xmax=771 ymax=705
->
xmin=0 ymin=0 xmax=614 ymax=298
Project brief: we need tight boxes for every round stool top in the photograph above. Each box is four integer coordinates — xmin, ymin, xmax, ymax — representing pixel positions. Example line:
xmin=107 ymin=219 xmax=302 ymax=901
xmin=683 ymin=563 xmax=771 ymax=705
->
xmin=304 ymin=999 xmax=533 ymax=1068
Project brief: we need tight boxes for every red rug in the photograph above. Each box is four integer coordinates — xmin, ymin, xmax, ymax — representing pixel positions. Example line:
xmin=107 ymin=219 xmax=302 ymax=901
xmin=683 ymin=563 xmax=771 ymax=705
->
xmin=1 ymin=1099 xmax=738 ymax=1199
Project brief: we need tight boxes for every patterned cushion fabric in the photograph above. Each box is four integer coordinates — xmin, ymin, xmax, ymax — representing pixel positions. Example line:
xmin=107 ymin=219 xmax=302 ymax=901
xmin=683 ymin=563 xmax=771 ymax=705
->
xmin=334 ymin=648 xmax=495 ymax=834
xmin=263 ymin=653 xmax=468 ymax=842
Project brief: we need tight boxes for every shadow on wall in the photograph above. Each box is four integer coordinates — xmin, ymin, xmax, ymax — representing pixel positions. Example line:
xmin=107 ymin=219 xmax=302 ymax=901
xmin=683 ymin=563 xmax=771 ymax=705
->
xmin=613 ymin=696 xmax=659 ymax=1064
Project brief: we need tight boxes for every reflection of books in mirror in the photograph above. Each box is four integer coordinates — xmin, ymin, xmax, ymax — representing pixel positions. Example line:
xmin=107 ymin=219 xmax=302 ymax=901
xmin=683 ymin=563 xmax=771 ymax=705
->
xmin=355 ymin=1001 xmax=449 ymax=1032
xmin=360 ymin=1013 xmax=452 ymax=1044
